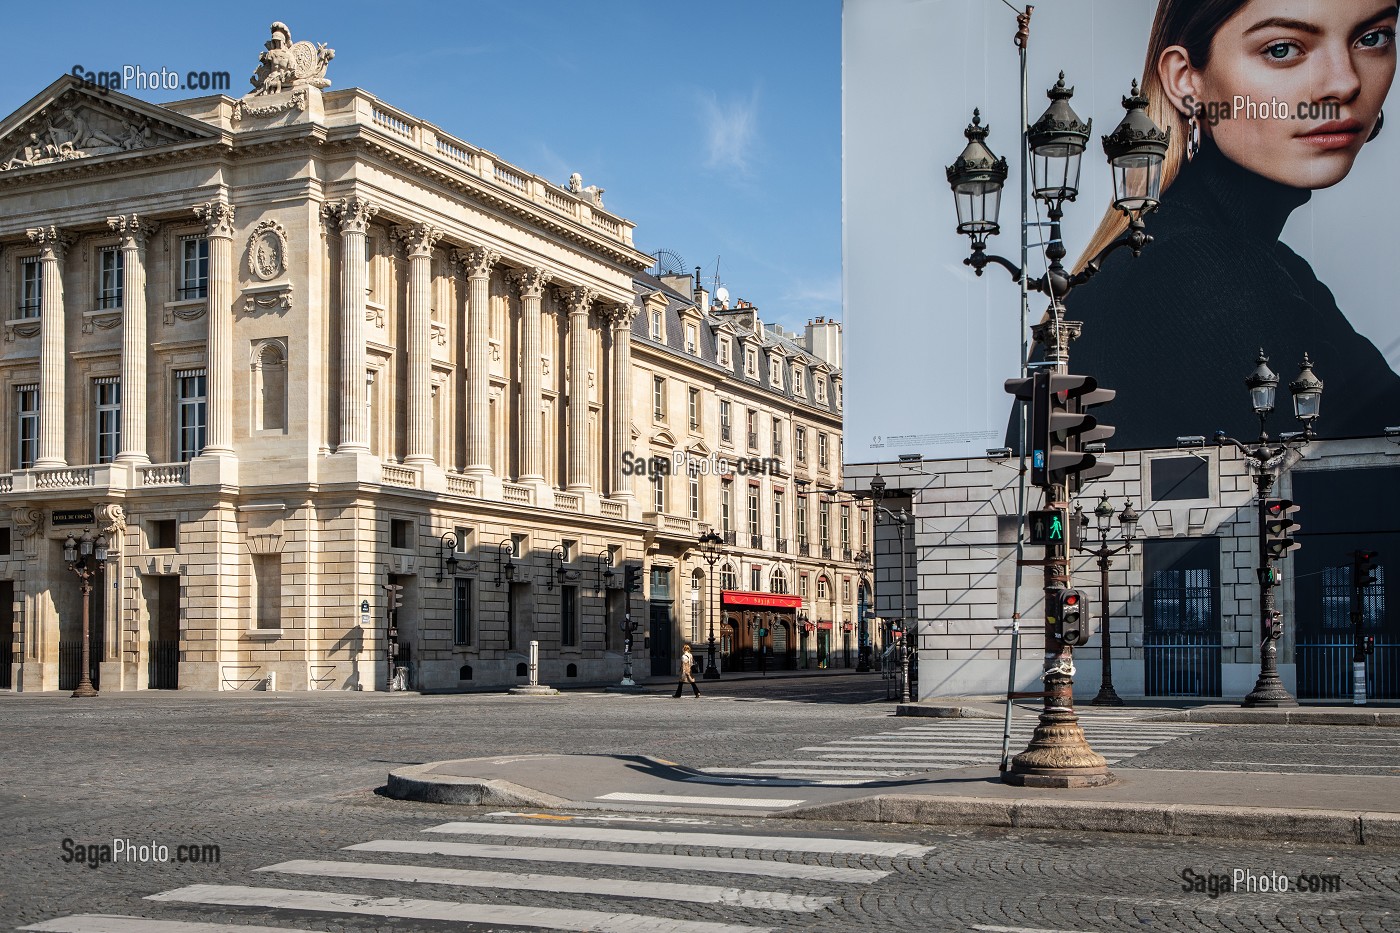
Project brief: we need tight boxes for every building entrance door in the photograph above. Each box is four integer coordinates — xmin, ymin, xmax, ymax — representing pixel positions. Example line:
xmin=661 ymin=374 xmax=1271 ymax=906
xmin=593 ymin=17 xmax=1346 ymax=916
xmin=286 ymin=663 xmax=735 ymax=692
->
xmin=149 ymin=576 xmax=180 ymax=689
xmin=0 ymin=581 xmax=12 ymax=689
xmin=650 ymin=601 xmax=672 ymax=677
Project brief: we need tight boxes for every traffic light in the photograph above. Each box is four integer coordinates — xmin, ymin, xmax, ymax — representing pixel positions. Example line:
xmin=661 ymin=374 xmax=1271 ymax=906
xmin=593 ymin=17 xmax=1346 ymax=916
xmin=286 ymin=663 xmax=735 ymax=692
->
xmin=387 ymin=583 xmax=404 ymax=610
xmin=1051 ymin=588 xmax=1090 ymax=646
xmin=1009 ymin=372 xmax=1115 ymax=491
xmin=1262 ymin=499 xmax=1301 ymax=558
xmin=624 ymin=564 xmax=642 ymax=592
xmin=1354 ymin=550 xmax=1380 ymax=587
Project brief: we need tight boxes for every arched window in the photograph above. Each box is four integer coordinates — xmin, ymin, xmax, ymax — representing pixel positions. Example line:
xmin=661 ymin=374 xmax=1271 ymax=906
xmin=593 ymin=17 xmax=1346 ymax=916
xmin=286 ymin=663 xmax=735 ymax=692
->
xmin=720 ymin=563 xmax=738 ymax=591
xmin=771 ymin=567 xmax=789 ymax=595
xmin=252 ymin=341 xmax=287 ymax=431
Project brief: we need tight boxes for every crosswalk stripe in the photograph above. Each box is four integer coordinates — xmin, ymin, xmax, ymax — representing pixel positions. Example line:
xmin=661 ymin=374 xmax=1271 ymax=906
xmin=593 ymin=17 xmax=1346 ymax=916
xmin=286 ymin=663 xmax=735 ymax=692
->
xmin=697 ymin=766 xmax=909 ymax=778
xmin=258 ymin=859 xmax=835 ymax=912
xmin=20 ymin=917 xmax=320 ymax=933
xmin=345 ymin=839 xmax=890 ymax=883
xmin=147 ymin=885 xmax=773 ymax=933
xmin=595 ymin=791 xmax=805 ymax=808
xmin=422 ymin=821 xmax=933 ymax=857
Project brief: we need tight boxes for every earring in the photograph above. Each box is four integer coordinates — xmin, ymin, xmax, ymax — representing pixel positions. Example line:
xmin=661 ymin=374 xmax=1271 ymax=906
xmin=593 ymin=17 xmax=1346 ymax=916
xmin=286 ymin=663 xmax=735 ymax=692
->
xmin=1186 ymin=114 xmax=1202 ymax=161
xmin=1369 ymin=111 xmax=1384 ymax=142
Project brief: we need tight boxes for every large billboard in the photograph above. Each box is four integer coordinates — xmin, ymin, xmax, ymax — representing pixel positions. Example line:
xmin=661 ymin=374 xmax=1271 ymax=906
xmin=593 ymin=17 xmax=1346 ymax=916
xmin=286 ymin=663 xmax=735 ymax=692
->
xmin=844 ymin=0 xmax=1400 ymax=461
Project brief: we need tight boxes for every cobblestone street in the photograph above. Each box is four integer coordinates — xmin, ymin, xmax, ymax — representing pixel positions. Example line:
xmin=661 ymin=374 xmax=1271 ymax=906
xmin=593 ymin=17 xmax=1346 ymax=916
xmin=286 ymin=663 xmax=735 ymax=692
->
xmin=2 ymin=684 xmax=1398 ymax=930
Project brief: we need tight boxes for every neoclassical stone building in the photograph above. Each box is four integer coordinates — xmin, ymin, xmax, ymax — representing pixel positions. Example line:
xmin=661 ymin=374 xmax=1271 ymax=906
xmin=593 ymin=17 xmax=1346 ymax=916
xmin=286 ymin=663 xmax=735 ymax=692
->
xmin=0 ymin=23 xmax=857 ymax=692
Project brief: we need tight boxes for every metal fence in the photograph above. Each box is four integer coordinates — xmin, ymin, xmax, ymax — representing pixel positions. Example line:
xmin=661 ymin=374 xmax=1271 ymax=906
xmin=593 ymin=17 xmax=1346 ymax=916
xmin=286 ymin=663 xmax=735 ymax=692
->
xmin=150 ymin=640 xmax=179 ymax=690
xmin=1295 ymin=641 xmax=1400 ymax=700
xmin=0 ymin=631 xmax=11 ymax=689
xmin=1143 ymin=632 xmax=1222 ymax=697
xmin=57 ymin=641 xmax=101 ymax=692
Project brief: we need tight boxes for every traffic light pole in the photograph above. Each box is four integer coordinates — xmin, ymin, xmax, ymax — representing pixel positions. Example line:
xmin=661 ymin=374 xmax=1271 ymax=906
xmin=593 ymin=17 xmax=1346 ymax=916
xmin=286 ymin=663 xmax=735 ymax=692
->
xmin=1243 ymin=470 xmax=1295 ymax=707
xmin=1351 ymin=550 xmax=1378 ymax=706
xmin=1004 ymin=310 xmax=1112 ymax=788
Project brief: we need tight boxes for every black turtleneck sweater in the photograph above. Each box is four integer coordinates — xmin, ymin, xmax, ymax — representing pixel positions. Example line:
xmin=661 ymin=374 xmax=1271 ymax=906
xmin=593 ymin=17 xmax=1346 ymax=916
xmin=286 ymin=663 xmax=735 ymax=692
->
xmin=1060 ymin=138 xmax=1400 ymax=449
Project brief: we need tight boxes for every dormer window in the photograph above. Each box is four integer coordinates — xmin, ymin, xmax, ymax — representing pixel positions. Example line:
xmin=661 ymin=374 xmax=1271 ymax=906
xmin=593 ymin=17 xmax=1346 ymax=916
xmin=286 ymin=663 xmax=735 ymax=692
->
xmin=815 ymin=376 xmax=827 ymax=403
xmin=718 ymin=337 xmax=732 ymax=366
xmin=791 ymin=363 xmax=804 ymax=395
xmin=685 ymin=322 xmax=698 ymax=355
xmin=770 ymin=356 xmax=783 ymax=388
xmin=744 ymin=347 xmax=758 ymax=378
xmin=650 ymin=308 xmax=663 ymax=341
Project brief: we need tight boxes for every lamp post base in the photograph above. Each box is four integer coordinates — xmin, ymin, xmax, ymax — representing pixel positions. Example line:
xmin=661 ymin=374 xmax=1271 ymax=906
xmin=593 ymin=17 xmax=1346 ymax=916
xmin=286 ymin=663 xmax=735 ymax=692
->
xmin=1091 ymin=684 xmax=1124 ymax=706
xmin=71 ymin=681 xmax=98 ymax=699
xmin=1242 ymin=675 xmax=1298 ymax=708
xmin=704 ymin=637 xmax=721 ymax=680
xmin=1002 ymin=712 xmax=1115 ymax=787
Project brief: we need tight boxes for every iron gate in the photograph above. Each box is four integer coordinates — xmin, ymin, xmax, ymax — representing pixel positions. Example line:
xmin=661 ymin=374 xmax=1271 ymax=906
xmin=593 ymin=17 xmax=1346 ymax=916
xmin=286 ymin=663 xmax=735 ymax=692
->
xmin=1296 ymin=641 xmax=1399 ymax=700
xmin=150 ymin=640 xmax=179 ymax=689
xmin=0 ymin=626 xmax=11 ymax=689
xmin=1144 ymin=632 xmax=1223 ymax=697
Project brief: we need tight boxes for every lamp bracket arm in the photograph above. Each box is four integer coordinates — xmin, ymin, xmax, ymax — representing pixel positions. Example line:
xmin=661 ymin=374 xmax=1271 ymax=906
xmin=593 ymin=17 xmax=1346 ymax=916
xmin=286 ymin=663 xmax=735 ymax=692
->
xmin=966 ymin=250 xmax=1024 ymax=282
xmin=1073 ymin=229 xmax=1153 ymax=288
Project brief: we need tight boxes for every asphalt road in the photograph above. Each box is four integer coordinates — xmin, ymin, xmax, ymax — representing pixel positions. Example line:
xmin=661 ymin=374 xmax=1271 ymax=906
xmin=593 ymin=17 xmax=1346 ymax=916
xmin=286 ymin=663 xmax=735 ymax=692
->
xmin=2 ymin=679 xmax=1399 ymax=931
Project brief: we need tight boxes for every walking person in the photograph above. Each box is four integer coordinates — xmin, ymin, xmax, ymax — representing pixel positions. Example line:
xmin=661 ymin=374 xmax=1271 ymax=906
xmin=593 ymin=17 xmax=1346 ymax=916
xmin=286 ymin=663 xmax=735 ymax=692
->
xmin=673 ymin=643 xmax=700 ymax=698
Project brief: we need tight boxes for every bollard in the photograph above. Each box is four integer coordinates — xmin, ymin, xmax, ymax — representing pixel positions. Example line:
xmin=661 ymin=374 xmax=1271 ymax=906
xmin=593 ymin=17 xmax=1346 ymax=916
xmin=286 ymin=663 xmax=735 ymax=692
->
xmin=529 ymin=640 xmax=540 ymax=687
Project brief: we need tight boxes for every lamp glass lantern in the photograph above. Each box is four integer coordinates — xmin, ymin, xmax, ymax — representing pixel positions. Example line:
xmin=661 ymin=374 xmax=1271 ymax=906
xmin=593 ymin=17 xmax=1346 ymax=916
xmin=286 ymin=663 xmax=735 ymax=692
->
xmin=946 ymin=110 xmax=1009 ymax=237
xmin=1102 ymin=80 xmax=1169 ymax=216
xmin=1093 ymin=493 xmax=1114 ymax=538
xmin=1027 ymin=73 xmax=1091 ymax=203
xmin=94 ymin=534 xmax=109 ymax=563
xmin=1246 ymin=349 xmax=1279 ymax=416
xmin=1289 ymin=353 xmax=1324 ymax=426
xmin=79 ymin=530 xmax=94 ymax=558
xmin=1119 ymin=500 xmax=1140 ymax=542
xmin=63 ymin=533 xmax=78 ymax=565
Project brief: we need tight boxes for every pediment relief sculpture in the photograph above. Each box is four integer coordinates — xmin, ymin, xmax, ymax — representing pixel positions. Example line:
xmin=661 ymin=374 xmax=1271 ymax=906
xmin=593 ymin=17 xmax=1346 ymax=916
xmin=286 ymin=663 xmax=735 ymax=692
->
xmin=0 ymin=97 xmax=196 ymax=172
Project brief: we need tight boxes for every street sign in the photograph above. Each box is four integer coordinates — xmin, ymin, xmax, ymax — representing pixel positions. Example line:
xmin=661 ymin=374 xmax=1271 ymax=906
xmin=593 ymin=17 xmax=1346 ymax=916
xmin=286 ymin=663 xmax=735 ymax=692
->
xmin=1028 ymin=509 xmax=1065 ymax=545
xmin=360 ymin=599 xmax=370 ymax=626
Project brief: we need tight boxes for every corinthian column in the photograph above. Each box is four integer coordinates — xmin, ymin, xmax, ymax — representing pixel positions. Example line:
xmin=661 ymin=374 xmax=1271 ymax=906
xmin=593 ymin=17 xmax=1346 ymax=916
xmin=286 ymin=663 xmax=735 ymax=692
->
xmin=396 ymin=223 xmax=444 ymax=465
xmin=564 ymin=286 xmax=596 ymax=492
xmin=458 ymin=245 xmax=500 ymax=475
xmin=108 ymin=215 xmax=157 ymax=464
xmin=323 ymin=197 xmax=378 ymax=453
xmin=193 ymin=200 xmax=236 ymax=456
xmin=510 ymin=268 xmax=551 ymax=483
xmin=607 ymin=301 xmax=639 ymax=499
xmin=26 ymin=226 xmax=71 ymax=468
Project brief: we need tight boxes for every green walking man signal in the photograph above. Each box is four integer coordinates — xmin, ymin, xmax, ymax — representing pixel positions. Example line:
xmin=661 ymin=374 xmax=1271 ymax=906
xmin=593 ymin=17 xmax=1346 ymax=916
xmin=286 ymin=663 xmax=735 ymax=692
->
xmin=1028 ymin=509 xmax=1066 ymax=546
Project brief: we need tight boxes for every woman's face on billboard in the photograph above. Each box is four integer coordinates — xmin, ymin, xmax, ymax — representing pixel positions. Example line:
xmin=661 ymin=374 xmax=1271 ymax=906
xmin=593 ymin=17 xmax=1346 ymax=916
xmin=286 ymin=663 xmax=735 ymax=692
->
xmin=1165 ymin=0 xmax=1396 ymax=189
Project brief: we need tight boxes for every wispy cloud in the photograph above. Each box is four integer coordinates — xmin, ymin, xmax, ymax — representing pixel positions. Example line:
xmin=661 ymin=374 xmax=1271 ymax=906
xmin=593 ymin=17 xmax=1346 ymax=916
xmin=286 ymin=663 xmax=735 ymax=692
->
xmin=783 ymin=275 xmax=842 ymax=309
xmin=699 ymin=86 xmax=761 ymax=175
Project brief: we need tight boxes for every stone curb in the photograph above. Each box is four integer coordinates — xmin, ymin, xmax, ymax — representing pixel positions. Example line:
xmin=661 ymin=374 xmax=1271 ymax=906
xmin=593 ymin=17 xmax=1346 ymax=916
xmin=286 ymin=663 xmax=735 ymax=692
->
xmin=386 ymin=763 xmax=571 ymax=808
xmin=1141 ymin=709 xmax=1400 ymax=727
xmin=896 ymin=704 xmax=1002 ymax=719
xmin=789 ymin=795 xmax=1400 ymax=846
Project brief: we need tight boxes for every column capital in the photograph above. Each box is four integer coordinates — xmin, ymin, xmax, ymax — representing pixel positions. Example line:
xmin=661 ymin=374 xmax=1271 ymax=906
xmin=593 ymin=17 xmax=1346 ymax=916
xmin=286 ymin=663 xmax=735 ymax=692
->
xmin=25 ymin=225 xmax=74 ymax=260
xmin=193 ymin=200 xmax=237 ymax=239
xmin=509 ymin=267 xmax=552 ymax=300
xmin=392 ymin=221 xmax=444 ymax=258
xmin=322 ymin=196 xmax=378 ymax=235
xmin=562 ymin=285 xmax=597 ymax=315
xmin=455 ymin=244 xmax=500 ymax=278
xmin=106 ymin=214 xmax=158 ymax=249
xmin=602 ymin=300 xmax=640 ymax=330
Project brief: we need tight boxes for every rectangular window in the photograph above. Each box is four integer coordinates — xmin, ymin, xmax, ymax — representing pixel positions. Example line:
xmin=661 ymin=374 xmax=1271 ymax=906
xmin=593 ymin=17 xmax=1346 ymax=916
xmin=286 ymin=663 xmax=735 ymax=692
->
xmin=819 ymin=503 xmax=830 ymax=547
xmin=454 ymin=578 xmax=473 ymax=645
xmin=93 ymin=377 xmax=121 ymax=465
xmin=98 ymin=246 xmax=124 ymax=309
xmin=815 ymin=377 xmax=827 ymax=403
xmin=795 ymin=426 xmax=807 ymax=462
xmin=745 ymin=347 xmax=758 ymax=377
xmin=747 ymin=410 xmax=758 ymax=450
xmin=791 ymin=363 xmax=804 ymax=395
xmin=561 ymin=584 xmax=578 ymax=647
xmin=771 ymin=419 xmax=783 ymax=456
xmin=770 ymin=356 xmax=783 ymax=387
xmin=774 ymin=491 xmax=785 ymax=541
xmin=818 ymin=432 xmax=829 ymax=468
xmin=718 ymin=337 xmax=731 ymax=366
xmin=174 ymin=369 xmax=207 ymax=462
xmin=860 ymin=511 xmax=869 ymax=549
xmin=18 ymin=257 xmax=42 ymax=319
xmin=688 ymin=387 xmax=700 ymax=431
xmin=653 ymin=376 xmax=665 ymax=420
xmin=747 ymin=486 xmax=760 ymax=537
xmin=840 ymin=505 xmax=851 ymax=549
xmin=685 ymin=323 xmax=698 ymax=355
xmin=652 ymin=473 xmax=665 ymax=513
xmin=689 ymin=474 xmax=701 ymax=519
xmin=0 ymin=528 xmax=10 ymax=556
xmin=721 ymin=480 xmax=732 ymax=533
xmin=650 ymin=308 xmax=662 ymax=340
xmin=800 ymin=574 xmax=809 ymax=597
xmin=719 ymin=399 xmax=731 ymax=443
xmin=15 ymin=384 xmax=38 ymax=470
xmin=843 ymin=578 xmax=851 ymax=601
xmin=751 ymin=566 xmax=762 ymax=591
xmin=796 ymin=495 xmax=808 ymax=544
xmin=390 ymin=519 xmax=413 ymax=550
xmin=1150 ymin=456 xmax=1210 ymax=501
xmin=180 ymin=236 xmax=209 ymax=299
xmin=511 ymin=533 xmax=527 ymax=559
xmin=252 ymin=554 xmax=281 ymax=630
xmin=147 ymin=519 xmax=178 ymax=550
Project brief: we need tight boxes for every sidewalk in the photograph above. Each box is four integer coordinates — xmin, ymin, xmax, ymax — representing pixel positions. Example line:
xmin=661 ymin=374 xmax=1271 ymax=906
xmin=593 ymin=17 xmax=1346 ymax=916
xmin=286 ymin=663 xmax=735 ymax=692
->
xmin=896 ymin=696 xmax=1400 ymax=727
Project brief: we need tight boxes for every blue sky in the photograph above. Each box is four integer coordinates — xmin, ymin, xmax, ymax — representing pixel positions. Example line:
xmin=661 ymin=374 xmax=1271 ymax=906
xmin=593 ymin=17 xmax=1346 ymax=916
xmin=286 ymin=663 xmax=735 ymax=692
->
xmin=2 ymin=0 xmax=842 ymax=332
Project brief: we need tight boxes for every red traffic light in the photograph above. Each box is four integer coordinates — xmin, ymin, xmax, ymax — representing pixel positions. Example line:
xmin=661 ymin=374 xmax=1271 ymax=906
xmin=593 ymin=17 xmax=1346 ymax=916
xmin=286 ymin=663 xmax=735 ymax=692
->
xmin=1063 ymin=592 xmax=1079 ymax=607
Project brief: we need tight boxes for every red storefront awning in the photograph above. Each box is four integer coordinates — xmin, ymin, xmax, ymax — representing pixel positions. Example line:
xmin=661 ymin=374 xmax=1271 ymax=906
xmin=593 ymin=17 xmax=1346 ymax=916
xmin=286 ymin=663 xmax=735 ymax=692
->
xmin=721 ymin=590 xmax=803 ymax=609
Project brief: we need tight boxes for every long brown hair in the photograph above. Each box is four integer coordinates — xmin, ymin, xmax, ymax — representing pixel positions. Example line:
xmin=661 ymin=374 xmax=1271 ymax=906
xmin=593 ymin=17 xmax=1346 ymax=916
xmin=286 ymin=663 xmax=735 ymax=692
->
xmin=1076 ymin=0 xmax=1251 ymax=270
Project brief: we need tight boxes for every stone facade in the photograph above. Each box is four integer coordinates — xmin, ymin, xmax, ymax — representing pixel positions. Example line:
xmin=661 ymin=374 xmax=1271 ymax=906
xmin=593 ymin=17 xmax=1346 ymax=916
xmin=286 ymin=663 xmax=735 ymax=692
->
xmin=849 ymin=437 xmax=1400 ymax=702
xmin=0 ymin=24 xmax=856 ymax=693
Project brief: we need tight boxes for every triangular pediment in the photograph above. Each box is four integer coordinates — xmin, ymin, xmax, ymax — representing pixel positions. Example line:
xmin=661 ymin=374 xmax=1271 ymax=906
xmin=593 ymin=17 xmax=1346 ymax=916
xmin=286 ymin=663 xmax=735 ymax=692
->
xmin=0 ymin=75 xmax=218 ymax=174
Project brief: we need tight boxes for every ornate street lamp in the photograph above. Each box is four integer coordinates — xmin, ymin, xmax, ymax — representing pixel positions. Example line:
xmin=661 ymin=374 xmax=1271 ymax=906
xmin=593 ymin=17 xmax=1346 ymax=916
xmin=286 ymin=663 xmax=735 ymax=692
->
xmin=494 ymin=538 xmax=515 ymax=587
xmin=64 ymin=529 xmax=109 ymax=698
xmin=946 ymin=110 xmax=1009 ymax=244
xmin=436 ymin=532 xmax=460 ymax=581
xmin=1073 ymin=494 xmax=1139 ymax=706
xmin=1102 ymin=80 xmax=1170 ymax=219
xmin=1027 ymin=73 xmax=1091 ymax=205
xmin=697 ymin=530 xmax=724 ymax=680
xmin=1215 ymin=350 xmax=1324 ymax=707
